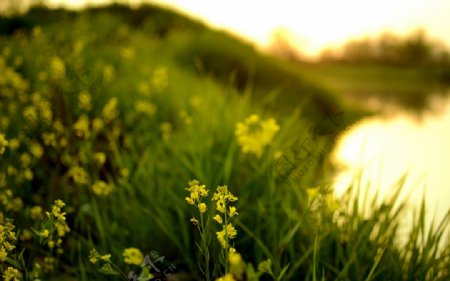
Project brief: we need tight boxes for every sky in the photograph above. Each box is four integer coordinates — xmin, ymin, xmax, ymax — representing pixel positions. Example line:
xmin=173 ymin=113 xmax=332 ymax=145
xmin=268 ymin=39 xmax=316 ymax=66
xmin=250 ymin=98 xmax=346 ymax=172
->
xmin=38 ymin=0 xmax=450 ymax=57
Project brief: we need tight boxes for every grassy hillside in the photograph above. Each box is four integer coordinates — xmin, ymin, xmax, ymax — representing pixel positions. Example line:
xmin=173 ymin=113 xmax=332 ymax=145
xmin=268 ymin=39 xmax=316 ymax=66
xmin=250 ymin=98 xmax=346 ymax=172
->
xmin=0 ymin=4 xmax=448 ymax=281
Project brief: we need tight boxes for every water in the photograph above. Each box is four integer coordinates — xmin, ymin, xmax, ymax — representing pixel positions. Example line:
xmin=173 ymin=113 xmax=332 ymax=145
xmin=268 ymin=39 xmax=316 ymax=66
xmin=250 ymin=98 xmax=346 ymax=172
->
xmin=332 ymin=93 xmax=450 ymax=244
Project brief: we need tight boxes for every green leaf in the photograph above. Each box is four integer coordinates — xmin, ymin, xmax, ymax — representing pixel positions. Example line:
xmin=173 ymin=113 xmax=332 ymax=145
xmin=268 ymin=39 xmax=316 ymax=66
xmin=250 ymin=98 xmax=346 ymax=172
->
xmin=278 ymin=263 xmax=290 ymax=281
xmin=5 ymin=256 xmax=21 ymax=269
xmin=98 ymin=263 xmax=119 ymax=275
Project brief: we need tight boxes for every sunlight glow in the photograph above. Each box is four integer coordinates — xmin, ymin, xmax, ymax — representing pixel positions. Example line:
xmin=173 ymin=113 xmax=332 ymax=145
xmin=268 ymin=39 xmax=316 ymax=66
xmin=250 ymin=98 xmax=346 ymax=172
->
xmin=332 ymin=95 xmax=450 ymax=244
xmin=40 ymin=0 xmax=450 ymax=57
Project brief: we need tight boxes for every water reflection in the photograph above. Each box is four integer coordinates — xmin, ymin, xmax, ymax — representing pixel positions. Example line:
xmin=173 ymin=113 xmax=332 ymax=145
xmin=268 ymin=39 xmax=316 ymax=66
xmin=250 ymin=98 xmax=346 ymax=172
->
xmin=333 ymin=92 xmax=450 ymax=242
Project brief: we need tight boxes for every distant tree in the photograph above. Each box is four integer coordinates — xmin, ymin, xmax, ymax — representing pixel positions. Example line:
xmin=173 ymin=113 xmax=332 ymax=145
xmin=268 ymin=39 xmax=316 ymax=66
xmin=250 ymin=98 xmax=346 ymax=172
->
xmin=400 ymin=29 xmax=430 ymax=65
xmin=268 ymin=28 xmax=304 ymax=61
xmin=320 ymin=29 xmax=450 ymax=67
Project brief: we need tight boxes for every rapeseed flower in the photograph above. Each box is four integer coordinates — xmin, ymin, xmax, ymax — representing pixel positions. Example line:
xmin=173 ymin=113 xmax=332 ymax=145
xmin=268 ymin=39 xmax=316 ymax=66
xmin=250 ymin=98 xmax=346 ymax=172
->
xmin=68 ymin=166 xmax=90 ymax=185
xmin=93 ymin=152 xmax=106 ymax=166
xmin=3 ymin=266 xmax=21 ymax=281
xmin=185 ymin=180 xmax=209 ymax=205
xmin=135 ymin=100 xmax=156 ymax=116
xmin=123 ymin=247 xmax=143 ymax=265
xmin=91 ymin=180 xmax=114 ymax=196
xmin=30 ymin=206 xmax=44 ymax=220
xmin=0 ymin=134 xmax=8 ymax=154
xmin=78 ymin=91 xmax=92 ymax=111
xmin=235 ymin=114 xmax=280 ymax=158
xmin=0 ymin=220 xmax=17 ymax=264
xmin=102 ymin=97 xmax=119 ymax=123
xmin=50 ymin=56 xmax=65 ymax=80
xmin=74 ymin=115 xmax=90 ymax=139
xmin=212 ymin=186 xmax=239 ymax=249
xmin=198 ymin=202 xmax=207 ymax=213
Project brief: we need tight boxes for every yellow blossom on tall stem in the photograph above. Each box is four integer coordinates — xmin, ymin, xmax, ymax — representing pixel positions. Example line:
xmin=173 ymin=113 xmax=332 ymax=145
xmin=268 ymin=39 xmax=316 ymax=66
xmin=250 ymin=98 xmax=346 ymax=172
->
xmin=211 ymin=185 xmax=239 ymax=274
xmin=185 ymin=180 xmax=211 ymax=280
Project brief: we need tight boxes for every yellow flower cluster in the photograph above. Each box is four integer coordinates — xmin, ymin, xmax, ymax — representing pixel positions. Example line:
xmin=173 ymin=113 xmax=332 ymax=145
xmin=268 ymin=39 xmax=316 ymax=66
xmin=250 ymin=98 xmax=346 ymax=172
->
xmin=235 ymin=114 xmax=280 ymax=158
xmin=152 ymin=67 xmax=169 ymax=92
xmin=78 ymin=91 xmax=92 ymax=111
xmin=3 ymin=266 xmax=22 ymax=281
xmin=0 ymin=133 xmax=8 ymax=155
xmin=50 ymin=56 xmax=65 ymax=81
xmin=135 ymin=100 xmax=157 ymax=116
xmin=212 ymin=186 xmax=239 ymax=249
xmin=123 ymin=247 xmax=144 ymax=265
xmin=102 ymin=97 xmax=119 ymax=124
xmin=0 ymin=219 xmax=17 ymax=263
xmin=185 ymin=180 xmax=209 ymax=216
xmin=89 ymin=248 xmax=112 ymax=264
xmin=0 ymin=189 xmax=23 ymax=212
xmin=39 ymin=200 xmax=70 ymax=253
xmin=91 ymin=180 xmax=114 ymax=196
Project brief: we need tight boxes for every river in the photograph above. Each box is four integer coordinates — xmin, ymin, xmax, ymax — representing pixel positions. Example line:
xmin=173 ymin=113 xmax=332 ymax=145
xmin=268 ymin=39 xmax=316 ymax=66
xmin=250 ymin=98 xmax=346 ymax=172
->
xmin=332 ymin=91 xmax=450 ymax=245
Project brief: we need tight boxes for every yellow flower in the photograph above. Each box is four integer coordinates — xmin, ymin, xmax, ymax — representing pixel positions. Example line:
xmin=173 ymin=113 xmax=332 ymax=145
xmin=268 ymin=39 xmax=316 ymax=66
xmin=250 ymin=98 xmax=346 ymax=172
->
xmin=216 ymin=200 xmax=226 ymax=214
xmin=229 ymin=206 xmax=238 ymax=217
xmin=8 ymin=138 xmax=19 ymax=150
xmin=102 ymin=97 xmax=119 ymax=123
xmin=152 ymin=67 xmax=169 ymax=91
xmin=135 ymin=100 xmax=156 ymax=116
xmin=226 ymin=223 xmax=237 ymax=239
xmin=123 ymin=247 xmax=144 ymax=265
xmin=235 ymin=114 xmax=280 ymax=158
xmin=74 ymin=115 xmax=90 ymax=138
xmin=101 ymin=254 xmax=111 ymax=262
xmin=229 ymin=252 xmax=243 ymax=268
xmin=0 ymin=247 xmax=7 ymax=262
xmin=42 ymin=133 xmax=57 ymax=147
xmin=92 ymin=118 xmax=104 ymax=132
xmin=103 ymin=64 xmax=115 ymax=83
xmin=185 ymin=197 xmax=194 ymax=205
xmin=89 ymin=256 xmax=98 ymax=264
xmin=3 ymin=266 xmax=22 ymax=281
xmin=22 ymin=168 xmax=33 ymax=181
xmin=19 ymin=153 xmax=31 ymax=168
xmin=78 ymin=91 xmax=92 ymax=111
xmin=41 ymin=229 xmax=49 ymax=238
xmin=50 ymin=56 xmax=65 ymax=80
xmin=91 ymin=181 xmax=114 ymax=196
xmin=93 ymin=152 xmax=106 ymax=166
xmin=54 ymin=200 xmax=65 ymax=208
xmin=198 ymin=203 xmax=207 ymax=213
xmin=0 ymin=134 xmax=8 ymax=154
xmin=30 ymin=206 xmax=44 ymax=220
xmin=216 ymin=230 xmax=227 ymax=248
xmin=213 ymin=214 xmax=223 ymax=224
xmin=89 ymin=249 xmax=101 ymax=264
xmin=258 ymin=259 xmax=273 ymax=274
xmin=29 ymin=142 xmax=44 ymax=158
xmin=185 ymin=180 xmax=209 ymax=205
xmin=68 ymin=166 xmax=90 ymax=185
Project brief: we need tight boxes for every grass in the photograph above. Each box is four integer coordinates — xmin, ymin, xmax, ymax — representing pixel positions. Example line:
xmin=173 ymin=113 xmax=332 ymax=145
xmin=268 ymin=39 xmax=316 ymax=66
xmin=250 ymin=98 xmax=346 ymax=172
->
xmin=0 ymin=4 xmax=448 ymax=281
